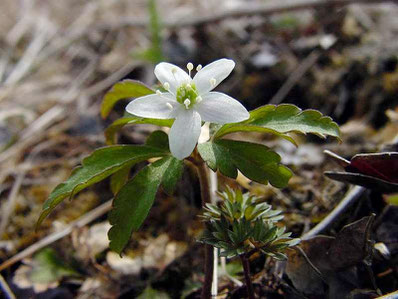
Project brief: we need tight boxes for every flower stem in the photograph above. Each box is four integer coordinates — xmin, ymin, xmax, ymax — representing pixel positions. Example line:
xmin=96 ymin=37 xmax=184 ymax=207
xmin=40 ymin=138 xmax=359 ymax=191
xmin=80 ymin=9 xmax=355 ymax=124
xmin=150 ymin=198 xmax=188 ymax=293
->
xmin=196 ymin=160 xmax=214 ymax=299
xmin=240 ymin=254 xmax=255 ymax=299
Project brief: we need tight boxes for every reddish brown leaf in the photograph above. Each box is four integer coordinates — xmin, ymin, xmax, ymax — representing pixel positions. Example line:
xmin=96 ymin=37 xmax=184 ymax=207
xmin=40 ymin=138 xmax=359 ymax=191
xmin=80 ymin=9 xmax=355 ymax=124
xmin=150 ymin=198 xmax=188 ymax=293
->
xmin=348 ymin=153 xmax=398 ymax=183
xmin=325 ymin=151 xmax=398 ymax=193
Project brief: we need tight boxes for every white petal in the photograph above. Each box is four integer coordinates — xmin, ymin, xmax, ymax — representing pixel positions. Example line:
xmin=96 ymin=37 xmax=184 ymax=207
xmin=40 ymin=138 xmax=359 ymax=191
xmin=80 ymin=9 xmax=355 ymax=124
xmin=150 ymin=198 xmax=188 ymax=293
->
xmin=194 ymin=92 xmax=249 ymax=124
xmin=154 ymin=62 xmax=191 ymax=94
xmin=193 ymin=58 xmax=235 ymax=94
xmin=169 ymin=108 xmax=201 ymax=159
xmin=125 ymin=93 xmax=178 ymax=119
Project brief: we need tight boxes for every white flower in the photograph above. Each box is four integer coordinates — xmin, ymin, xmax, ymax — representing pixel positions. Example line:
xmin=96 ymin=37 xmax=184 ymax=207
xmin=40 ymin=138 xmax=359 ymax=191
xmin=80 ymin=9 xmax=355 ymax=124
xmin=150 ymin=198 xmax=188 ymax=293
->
xmin=126 ymin=59 xmax=249 ymax=159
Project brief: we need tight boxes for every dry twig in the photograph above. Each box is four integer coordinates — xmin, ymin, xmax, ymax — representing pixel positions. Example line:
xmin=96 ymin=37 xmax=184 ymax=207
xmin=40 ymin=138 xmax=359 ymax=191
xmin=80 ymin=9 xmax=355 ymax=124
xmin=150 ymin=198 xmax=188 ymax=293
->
xmin=269 ymin=50 xmax=320 ymax=105
xmin=0 ymin=273 xmax=16 ymax=299
xmin=98 ymin=0 xmax=397 ymax=29
xmin=0 ymin=200 xmax=112 ymax=272
xmin=0 ymin=173 xmax=25 ymax=237
xmin=301 ymin=185 xmax=366 ymax=240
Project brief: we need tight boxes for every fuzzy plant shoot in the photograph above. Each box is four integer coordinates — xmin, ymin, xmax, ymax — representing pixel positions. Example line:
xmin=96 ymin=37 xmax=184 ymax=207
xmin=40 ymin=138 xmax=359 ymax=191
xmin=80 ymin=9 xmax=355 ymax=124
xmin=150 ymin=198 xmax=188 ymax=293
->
xmin=200 ymin=188 xmax=300 ymax=298
xmin=201 ymin=187 xmax=300 ymax=260
xmin=38 ymin=58 xmax=340 ymax=298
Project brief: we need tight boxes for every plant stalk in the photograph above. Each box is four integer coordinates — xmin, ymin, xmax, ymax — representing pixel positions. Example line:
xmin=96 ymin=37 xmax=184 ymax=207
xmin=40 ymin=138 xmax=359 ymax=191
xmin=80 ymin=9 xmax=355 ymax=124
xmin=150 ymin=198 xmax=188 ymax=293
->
xmin=209 ymin=170 xmax=219 ymax=297
xmin=196 ymin=160 xmax=214 ymax=299
xmin=240 ymin=254 xmax=255 ymax=299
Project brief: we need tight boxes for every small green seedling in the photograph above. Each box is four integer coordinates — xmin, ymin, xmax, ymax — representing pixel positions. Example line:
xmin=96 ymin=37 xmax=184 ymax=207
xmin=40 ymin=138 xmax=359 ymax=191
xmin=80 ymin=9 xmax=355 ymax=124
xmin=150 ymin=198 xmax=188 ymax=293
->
xmin=200 ymin=187 xmax=300 ymax=298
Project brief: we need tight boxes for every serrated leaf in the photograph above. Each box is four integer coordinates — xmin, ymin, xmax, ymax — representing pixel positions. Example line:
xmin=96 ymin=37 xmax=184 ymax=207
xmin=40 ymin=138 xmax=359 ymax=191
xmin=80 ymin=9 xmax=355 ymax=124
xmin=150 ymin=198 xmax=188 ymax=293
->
xmin=214 ymin=104 xmax=340 ymax=142
xmin=105 ymin=117 xmax=173 ymax=145
xmin=110 ymin=166 xmax=131 ymax=195
xmin=214 ymin=125 xmax=297 ymax=145
xmin=101 ymin=80 xmax=154 ymax=119
xmin=37 ymin=145 xmax=168 ymax=227
xmin=108 ymin=156 xmax=180 ymax=254
xmin=198 ymin=139 xmax=293 ymax=188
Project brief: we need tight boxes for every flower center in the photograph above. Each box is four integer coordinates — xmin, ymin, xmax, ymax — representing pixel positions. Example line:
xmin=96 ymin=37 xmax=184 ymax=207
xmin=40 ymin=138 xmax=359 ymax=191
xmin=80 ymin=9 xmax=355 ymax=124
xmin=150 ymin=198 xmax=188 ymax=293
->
xmin=176 ymin=83 xmax=200 ymax=109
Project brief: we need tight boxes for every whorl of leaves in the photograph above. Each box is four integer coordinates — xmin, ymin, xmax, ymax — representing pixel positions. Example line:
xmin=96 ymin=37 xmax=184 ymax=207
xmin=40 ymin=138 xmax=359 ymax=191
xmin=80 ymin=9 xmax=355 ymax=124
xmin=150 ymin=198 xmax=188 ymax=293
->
xmin=200 ymin=187 xmax=300 ymax=259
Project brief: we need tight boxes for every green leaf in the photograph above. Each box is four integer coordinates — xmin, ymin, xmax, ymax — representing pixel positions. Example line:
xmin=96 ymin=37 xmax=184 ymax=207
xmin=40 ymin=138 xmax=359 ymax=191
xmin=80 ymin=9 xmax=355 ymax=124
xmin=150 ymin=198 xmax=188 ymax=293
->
xmin=101 ymin=80 xmax=154 ymax=119
xmin=214 ymin=125 xmax=297 ymax=145
xmin=266 ymin=251 xmax=287 ymax=260
xmin=146 ymin=131 xmax=183 ymax=194
xmin=30 ymin=248 xmax=79 ymax=284
xmin=198 ymin=139 xmax=292 ymax=188
xmin=133 ymin=0 xmax=164 ymax=64
xmin=38 ymin=145 xmax=168 ymax=227
xmin=135 ymin=48 xmax=163 ymax=65
xmin=214 ymin=104 xmax=340 ymax=142
xmin=137 ymin=287 xmax=170 ymax=299
xmin=146 ymin=130 xmax=184 ymax=194
xmin=161 ymin=158 xmax=184 ymax=195
xmin=110 ymin=166 xmax=131 ymax=195
xmin=145 ymin=130 xmax=169 ymax=151
xmin=105 ymin=117 xmax=173 ymax=145
xmin=262 ymin=225 xmax=278 ymax=242
xmin=108 ymin=156 xmax=180 ymax=254
xmin=197 ymin=140 xmax=237 ymax=179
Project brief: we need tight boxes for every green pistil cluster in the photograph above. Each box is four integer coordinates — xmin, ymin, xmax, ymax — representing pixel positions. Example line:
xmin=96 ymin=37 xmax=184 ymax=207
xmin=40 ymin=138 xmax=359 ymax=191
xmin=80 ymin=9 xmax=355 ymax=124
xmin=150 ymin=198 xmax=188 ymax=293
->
xmin=176 ymin=83 xmax=200 ymax=109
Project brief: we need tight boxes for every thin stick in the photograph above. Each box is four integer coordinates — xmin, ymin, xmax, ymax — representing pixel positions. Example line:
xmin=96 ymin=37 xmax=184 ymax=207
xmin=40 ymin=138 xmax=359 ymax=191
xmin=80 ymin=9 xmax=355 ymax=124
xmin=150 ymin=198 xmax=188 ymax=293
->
xmin=240 ymin=254 xmax=255 ymax=299
xmin=294 ymin=246 xmax=327 ymax=283
xmin=84 ymin=62 xmax=139 ymax=97
xmin=196 ymin=161 xmax=214 ymax=299
xmin=376 ymin=290 xmax=398 ymax=298
xmin=99 ymin=0 xmax=395 ymax=29
xmin=269 ymin=50 xmax=320 ymax=104
xmin=362 ymin=214 xmax=381 ymax=295
xmin=0 ymin=57 xmax=98 ymax=165
xmin=5 ymin=17 xmax=56 ymax=86
xmin=220 ymin=257 xmax=243 ymax=287
xmin=0 ymin=173 xmax=25 ymax=237
xmin=323 ymin=150 xmax=351 ymax=167
xmin=0 ymin=273 xmax=16 ymax=299
xmin=301 ymin=186 xmax=365 ymax=240
xmin=209 ymin=170 xmax=219 ymax=297
xmin=0 ymin=200 xmax=112 ymax=272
